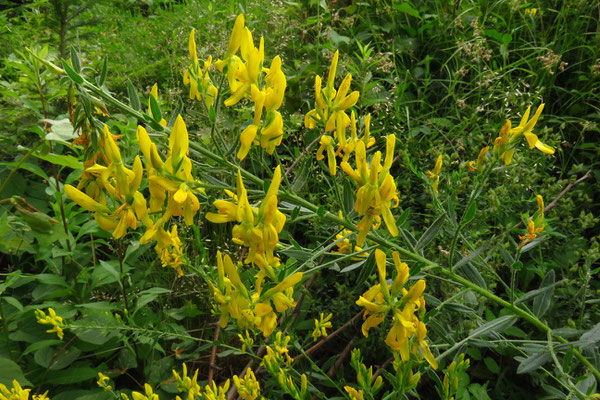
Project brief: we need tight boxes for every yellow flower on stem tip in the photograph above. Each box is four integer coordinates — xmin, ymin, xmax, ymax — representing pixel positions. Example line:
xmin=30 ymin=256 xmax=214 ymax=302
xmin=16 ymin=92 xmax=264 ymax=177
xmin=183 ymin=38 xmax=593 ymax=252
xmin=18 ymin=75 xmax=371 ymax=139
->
xmin=97 ymin=372 xmax=112 ymax=391
xmin=127 ymin=383 xmax=159 ymax=400
xmin=316 ymin=134 xmax=336 ymax=175
xmin=344 ymin=386 xmax=365 ymax=400
xmin=149 ymin=115 xmax=200 ymax=226
xmin=494 ymin=104 xmax=553 ymax=165
xmin=0 ymin=380 xmax=32 ymax=400
xmin=233 ymin=368 xmax=261 ymax=400
xmin=341 ymin=136 xmax=399 ymax=246
xmin=172 ymin=363 xmax=201 ymax=396
xmin=519 ymin=194 xmax=545 ymax=247
xmin=426 ymin=155 xmax=442 ymax=193
xmin=468 ymin=146 xmax=490 ymax=172
xmin=202 ymin=379 xmax=231 ymax=400
xmin=35 ymin=308 xmax=65 ymax=340
xmin=311 ymin=312 xmax=333 ymax=341
xmin=304 ymin=50 xmax=360 ymax=133
xmin=355 ymin=250 xmax=436 ymax=368
xmin=184 ymin=29 xmax=218 ymax=107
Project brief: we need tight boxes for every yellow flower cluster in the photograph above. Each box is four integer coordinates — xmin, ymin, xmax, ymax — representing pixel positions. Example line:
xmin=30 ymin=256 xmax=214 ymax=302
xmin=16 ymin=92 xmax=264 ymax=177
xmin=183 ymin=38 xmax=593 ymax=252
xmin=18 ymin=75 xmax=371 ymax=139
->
xmin=493 ymin=104 xmax=554 ymax=165
xmin=208 ymin=251 xmax=302 ymax=337
xmin=355 ymin=249 xmax=437 ymax=369
xmin=0 ymin=380 xmax=49 ymax=400
xmin=519 ymin=194 xmax=545 ymax=248
xmin=311 ymin=312 xmax=333 ymax=341
xmin=425 ymin=155 xmax=443 ymax=194
xmin=332 ymin=227 xmax=367 ymax=258
xmin=35 ymin=308 xmax=65 ymax=340
xmin=441 ymin=354 xmax=470 ymax=400
xmin=65 ymin=113 xmax=201 ymax=277
xmin=121 ymin=384 xmax=158 ymax=400
xmin=341 ymin=135 xmax=399 ymax=246
xmin=305 ymin=52 xmax=375 ymax=175
xmin=209 ymin=15 xmax=287 ymax=159
xmin=97 ymin=372 xmax=112 ymax=391
xmin=207 ymin=166 xmax=285 ymax=277
xmin=261 ymin=332 xmax=309 ymax=400
xmin=184 ymin=29 xmax=218 ymax=108
xmin=172 ymin=363 xmax=201 ymax=399
xmin=233 ymin=368 xmax=262 ymax=400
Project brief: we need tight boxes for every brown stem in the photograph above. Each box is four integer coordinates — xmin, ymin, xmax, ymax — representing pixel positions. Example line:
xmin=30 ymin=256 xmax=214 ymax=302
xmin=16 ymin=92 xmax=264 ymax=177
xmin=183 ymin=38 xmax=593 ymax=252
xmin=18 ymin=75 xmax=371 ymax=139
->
xmin=513 ymin=169 xmax=593 ymax=229
xmin=372 ymin=356 xmax=393 ymax=383
xmin=327 ymin=336 xmax=357 ymax=378
xmin=285 ymin=130 xmax=323 ymax=177
xmin=208 ymin=323 xmax=221 ymax=385
xmin=298 ymin=310 xmax=364 ymax=360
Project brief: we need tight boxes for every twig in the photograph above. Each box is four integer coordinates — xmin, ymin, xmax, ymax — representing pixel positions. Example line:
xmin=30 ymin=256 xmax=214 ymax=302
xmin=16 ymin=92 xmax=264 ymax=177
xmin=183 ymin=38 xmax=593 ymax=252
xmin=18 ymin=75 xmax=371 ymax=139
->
xmin=285 ymin=130 xmax=323 ymax=177
xmin=372 ymin=356 xmax=393 ymax=383
xmin=208 ymin=323 xmax=221 ymax=386
xmin=327 ymin=336 xmax=357 ymax=378
xmin=298 ymin=310 xmax=364 ymax=360
xmin=513 ymin=169 xmax=593 ymax=229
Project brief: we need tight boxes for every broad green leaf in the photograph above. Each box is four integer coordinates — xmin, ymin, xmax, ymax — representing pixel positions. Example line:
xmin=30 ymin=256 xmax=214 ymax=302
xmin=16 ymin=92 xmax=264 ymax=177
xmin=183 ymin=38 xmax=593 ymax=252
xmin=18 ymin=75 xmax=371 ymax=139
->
xmin=532 ymin=270 xmax=555 ymax=318
xmin=32 ymin=151 xmax=83 ymax=170
xmin=393 ymin=2 xmax=421 ymax=19
xmin=51 ymin=365 xmax=98 ymax=384
xmin=0 ymin=357 xmax=32 ymax=386
xmin=70 ymin=46 xmax=81 ymax=72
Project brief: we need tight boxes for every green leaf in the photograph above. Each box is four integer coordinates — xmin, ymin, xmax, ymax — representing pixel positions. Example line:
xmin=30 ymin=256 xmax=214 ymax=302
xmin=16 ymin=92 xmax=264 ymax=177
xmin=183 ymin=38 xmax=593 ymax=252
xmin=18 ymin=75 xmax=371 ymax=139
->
xmin=43 ymin=118 xmax=78 ymax=144
xmin=356 ymin=250 xmax=376 ymax=287
xmin=23 ymin=339 xmax=62 ymax=355
xmin=149 ymin=93 xmax=161 ymax=121
xmin=0 ymin=357 xmax=32 ymax=386
xmin=397 ymin=208 xmax=410 ymax=227
xmin=470 ymin=315 xmax=518 ymax=339
xmin=532 ymin=270 xmax=555 ymax=318
xmin=342 ymin=179 xmax=355 ymax=215
xmin=50 ymin=365 xmax=98 ymax=384
xmin=32 ymin=151 xmax=83 ymax=170
xmin=484 ymin=357 xmax=500 ymax=374
xmin=393 ymin=2 xmax=421 ymax=19
xmin=127 ymin=80 xmax=141 ymax=111
xmin=98 ymin=57 xmax=108 ymax=86
xmin=61 ymin=59 xmax=84 ymax=84
xmin=70 ymin=46 xmax=81 ymax=73
xmin=416 ymin=214 xmax=445 ymax=251
xmin=456 ymin=262 xmax=487 ymax=289
xmin=99 ymin=260 xmax=121 ymax=286
xmin=35 ymin=346 xmax=81 ymax=370
xmin=516 ymin=351 xmax=552 ymax=374
xmin=462 ymin=202 xmax=477 ymax=225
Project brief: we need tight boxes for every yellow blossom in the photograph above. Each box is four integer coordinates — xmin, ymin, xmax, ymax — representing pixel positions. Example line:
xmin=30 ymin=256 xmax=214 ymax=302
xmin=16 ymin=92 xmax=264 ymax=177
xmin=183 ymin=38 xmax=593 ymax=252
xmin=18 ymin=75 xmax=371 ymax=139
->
xmin=355 ymin=250 xmax=436 ymax=368
xmin=426 ymin=155 xmax=443 ymax=193
xmin=0 ymin=380 xmax=31 ymax=400
xmin=493 ymin=104 xmax=553 ymax=165
xmin=344 ymin=386 xmax=365 ymax=400
xmin=35 ymin=308 xmax=65 ymax=340
xmin=311 ymin=312 xmax=333 ymax=341
xmin=97 ymin=372 xmax=112 ymax=391
xmin=184 ymin=29 xmax=218 ymax=107
xmin=233 ymin=368 xmax=261 ymax=400
xmin=341 ymin=136 xmax=399 ymax=246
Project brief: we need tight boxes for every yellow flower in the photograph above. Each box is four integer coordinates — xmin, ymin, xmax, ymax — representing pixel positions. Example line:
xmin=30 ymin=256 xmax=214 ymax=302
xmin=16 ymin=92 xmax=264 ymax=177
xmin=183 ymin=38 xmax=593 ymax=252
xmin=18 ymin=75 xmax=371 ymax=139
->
xmin=172 ymin=363 xmax=201 ymax=397
xmin=519 ymin=194 xmax=545 ymax=247
xmin=344 ymin=386 xmax=365 ymax=400
xmin=97 ymin=372 xmax=112 ymax=391
xmin=0 ymin=380 xmax=31 ymax=400
xmin=233 ymin=368 xmax=261 ymax=400
xmin=305 ymin=50 xmax=359 ymax=133
xmin=311 ymin=312 xmax=333 ymax=341
xmin=468 ymin=146 xmax=489 ymax=172
xmin=316 ymin=135 xmax=336 ymax=175
xmin=184 ymin=29 xmax=218 ymax=107
xmin=148 ymin=83 xmax=167 ymax=126
xmin=341 ymin=136 xmax=399 ymax=246
xmin=202 ymin=380 xmax=230 ymax=400
xmin=426 ymin=155 xmax=443 ymax=193
xmin=148 ymin=115 xmax=200 ymax=226
xmin=494 ymin=104 xmax=553 ymax=165
xmin=128 ymin=384 xmax=158 ymax=400
xmin=35 ymin=308 xmax=65 ymax=340
xmin=355 ymin=250 xmax=437 ymax=368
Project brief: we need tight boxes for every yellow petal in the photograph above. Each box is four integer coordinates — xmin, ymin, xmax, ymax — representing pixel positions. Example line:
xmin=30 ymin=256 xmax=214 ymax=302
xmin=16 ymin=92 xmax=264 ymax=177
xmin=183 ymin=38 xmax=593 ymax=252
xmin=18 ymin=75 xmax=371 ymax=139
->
xmin=535 ymin=140 xmax=555 ymax=154
xmin=65 ymin=184 xmax=109 ymax=212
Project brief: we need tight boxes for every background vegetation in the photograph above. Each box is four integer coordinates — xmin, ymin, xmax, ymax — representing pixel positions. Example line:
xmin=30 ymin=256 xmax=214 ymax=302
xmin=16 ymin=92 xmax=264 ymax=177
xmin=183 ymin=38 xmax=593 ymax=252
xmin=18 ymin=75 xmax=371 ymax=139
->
xmin=1 ymin=0 xmax=599 ymax=399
